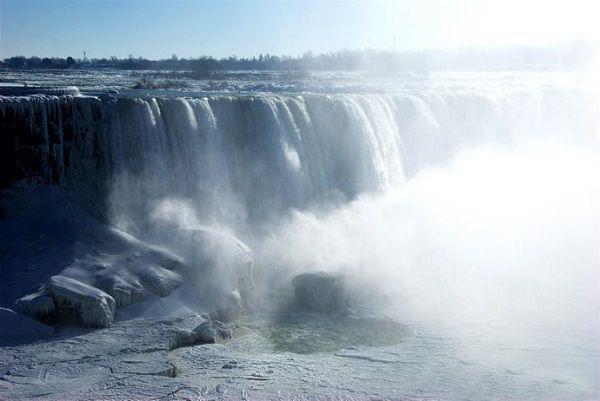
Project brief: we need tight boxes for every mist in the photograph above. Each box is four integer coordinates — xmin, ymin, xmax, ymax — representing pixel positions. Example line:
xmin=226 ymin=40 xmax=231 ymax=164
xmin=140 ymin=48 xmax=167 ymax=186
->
xmin=255 ymin=143 xmax=599 ymax=330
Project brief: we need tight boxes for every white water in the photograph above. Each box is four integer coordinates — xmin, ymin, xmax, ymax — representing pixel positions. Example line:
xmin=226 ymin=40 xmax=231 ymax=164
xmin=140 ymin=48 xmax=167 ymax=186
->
xmin=104 ymin=89 xmax=596 ymax=234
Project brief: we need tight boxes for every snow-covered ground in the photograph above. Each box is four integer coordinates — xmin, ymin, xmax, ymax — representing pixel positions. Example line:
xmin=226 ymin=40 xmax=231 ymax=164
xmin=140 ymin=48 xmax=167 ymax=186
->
xmin=0 ymin=69 xmax=587 ymax=96
xmin=1 ymin=309 xmax=596 ymax=400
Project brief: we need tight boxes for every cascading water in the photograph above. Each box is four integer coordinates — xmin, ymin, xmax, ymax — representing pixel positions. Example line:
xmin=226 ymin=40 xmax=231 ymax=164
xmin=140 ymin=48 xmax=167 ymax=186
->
xmin=1 ymin=87 xmax=595 ymax=232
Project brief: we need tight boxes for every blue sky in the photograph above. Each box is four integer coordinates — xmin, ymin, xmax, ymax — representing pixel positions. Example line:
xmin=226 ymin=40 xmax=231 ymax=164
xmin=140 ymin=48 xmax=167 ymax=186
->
xmin=1 ymin=0 xmax=597 ymax=59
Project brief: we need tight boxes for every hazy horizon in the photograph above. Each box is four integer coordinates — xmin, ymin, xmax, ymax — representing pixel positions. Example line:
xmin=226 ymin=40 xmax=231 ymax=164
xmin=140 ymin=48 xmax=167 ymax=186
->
xmin=1 ymin=0 xmax=598 ymax=60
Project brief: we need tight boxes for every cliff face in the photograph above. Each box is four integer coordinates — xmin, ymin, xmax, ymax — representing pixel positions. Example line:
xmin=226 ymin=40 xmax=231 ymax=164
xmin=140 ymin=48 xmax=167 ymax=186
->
xmin=0 ymin=95 xmax=110 ymax=217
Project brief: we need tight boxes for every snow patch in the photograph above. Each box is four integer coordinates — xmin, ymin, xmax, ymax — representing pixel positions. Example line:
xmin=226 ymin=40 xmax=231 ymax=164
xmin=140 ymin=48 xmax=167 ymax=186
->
xmin=0 ymin=307 xmax=54 ymax=342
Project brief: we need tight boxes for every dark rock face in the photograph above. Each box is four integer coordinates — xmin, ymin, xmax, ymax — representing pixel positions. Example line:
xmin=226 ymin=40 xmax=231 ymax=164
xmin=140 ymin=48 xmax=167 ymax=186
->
xmin=291 ymin=272 xmax=349 ymax=312
xmin=0 ymin=95 xmax=110 ymax=219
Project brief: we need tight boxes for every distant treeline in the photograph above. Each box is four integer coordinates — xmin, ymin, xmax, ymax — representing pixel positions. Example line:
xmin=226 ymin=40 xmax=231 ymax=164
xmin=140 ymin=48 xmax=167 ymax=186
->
xmin=1 ymin=43 xmax=593 ymax=72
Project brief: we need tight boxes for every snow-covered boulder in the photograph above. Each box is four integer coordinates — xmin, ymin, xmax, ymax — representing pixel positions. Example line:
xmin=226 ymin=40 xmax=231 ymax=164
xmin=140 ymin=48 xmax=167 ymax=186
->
xmin=167 ymin=328 xmax=206 ymax=350
xmin=167 ymin=319 xmax=232 ymax=350
xmin=95 ymin=275 xmax=147 ymax=308
xmin=192 ymin=321 xmax=217 ymax=343
xmin=46 ymin=275 xmax=116 ymax=327
xmin=12 ymin=226 xmax=188 ymax=328
xmin=292 ymin=272 xmax=350 ymax=312
xmin=14 ymin=287 xmax=55 ymax=321
xmin=138 ymin=266 xmax=183 ymax=297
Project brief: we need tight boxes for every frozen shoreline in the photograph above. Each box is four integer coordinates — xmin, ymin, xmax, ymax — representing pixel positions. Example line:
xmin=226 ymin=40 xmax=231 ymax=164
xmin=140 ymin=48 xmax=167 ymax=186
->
xmin=1 ymin=311 xmax=596 ymax=401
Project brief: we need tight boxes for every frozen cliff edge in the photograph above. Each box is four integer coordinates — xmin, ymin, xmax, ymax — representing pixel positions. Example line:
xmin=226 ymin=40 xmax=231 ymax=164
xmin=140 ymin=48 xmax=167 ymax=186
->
xmin=0 ymin=85 xmax=81 ymax=96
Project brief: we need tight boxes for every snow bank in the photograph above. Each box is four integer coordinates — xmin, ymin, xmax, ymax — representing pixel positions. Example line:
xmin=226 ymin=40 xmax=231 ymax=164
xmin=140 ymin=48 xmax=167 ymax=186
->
xmin=46 ymin=275 xmax=116 ymax=327
xmin=0 ymin=307 xmax=54 ymax=342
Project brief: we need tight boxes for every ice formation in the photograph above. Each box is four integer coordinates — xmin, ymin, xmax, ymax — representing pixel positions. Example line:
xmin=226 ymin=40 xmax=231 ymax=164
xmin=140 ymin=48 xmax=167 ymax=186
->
xmin=45 ymin=275 xmax=116 ymax=327
xmin=5 ymin=198 xmax=255 ymax=328
xmin=13 ymin=287 xmax=55 ymax=321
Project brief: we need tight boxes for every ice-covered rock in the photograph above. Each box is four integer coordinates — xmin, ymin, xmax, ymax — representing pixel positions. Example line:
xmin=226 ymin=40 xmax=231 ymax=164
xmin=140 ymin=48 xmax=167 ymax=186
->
xmin=167 ymin=319 xmax=232 ymax=350
xmin=167 ymin=328 xmax=207 ymax=350
xmin=95 ymin=275 xmax=147 ymax=308
xmin=192 ymin=322 xmax=217 ymax=343
xmin=138 ymin=266 xmax=183 ymax=297
xmin=292 ymin=272 xmax=350 ymax=312
xmin=46 ymin=275 xmax=116 ymax=327
xmin=10 ymin=222 xmax=190 ymax=327
xmin=14 ymin=287 xmax=55 ymax=321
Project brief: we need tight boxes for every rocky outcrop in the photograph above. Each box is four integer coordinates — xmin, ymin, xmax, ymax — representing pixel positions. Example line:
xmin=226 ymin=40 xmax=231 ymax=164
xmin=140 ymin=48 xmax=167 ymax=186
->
xmin=292 ymin=271 xmax=350 ymax=312
xmin=167 ymin=319 xmax=232 ymax=351
xmin=46 ymin=275 xmax=117 ymax=328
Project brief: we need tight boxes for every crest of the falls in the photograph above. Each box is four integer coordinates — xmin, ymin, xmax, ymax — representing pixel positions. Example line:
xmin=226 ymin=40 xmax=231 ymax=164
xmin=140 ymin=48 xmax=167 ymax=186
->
xmin=0 ymin=87 xmax=596 ymax=233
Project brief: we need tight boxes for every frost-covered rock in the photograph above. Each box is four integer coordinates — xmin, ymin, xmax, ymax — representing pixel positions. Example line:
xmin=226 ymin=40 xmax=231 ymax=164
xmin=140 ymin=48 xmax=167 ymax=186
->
xmin=292 ymin=272 xmax=350 ymax=312
xmin=14 ymin=287 xmax=55 ymax=321
xmin=139 ymin=266 xmax=183 ymax=297
xmin=194 ymin=319 xmax=232 ymax=341
xmin=193 ymin=321 xmax=217 ymax=343
xmin=46 ymin=275 xmax=116 ymax=327
xmin=95 ymin=275 xmax=147 ymax=308
xmin=11 ymin=225 xmax=190 ymax=327
xmin=167 ymin=328 xmax=206 ymax=350
xmin=167 ymin=319 xmax=232 ymax=350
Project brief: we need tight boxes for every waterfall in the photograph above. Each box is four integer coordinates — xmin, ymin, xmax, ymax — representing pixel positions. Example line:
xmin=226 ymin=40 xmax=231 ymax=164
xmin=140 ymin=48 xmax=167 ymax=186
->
xmin=0 ymin=89 xmax=596 ymax=230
